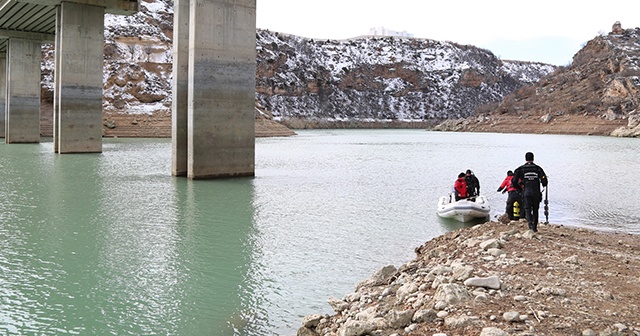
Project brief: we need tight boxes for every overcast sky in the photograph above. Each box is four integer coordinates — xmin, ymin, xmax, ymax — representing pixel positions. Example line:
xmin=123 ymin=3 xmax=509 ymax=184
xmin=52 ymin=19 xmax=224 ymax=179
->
xmin=256 ymin=0 xmax=640 ymax=66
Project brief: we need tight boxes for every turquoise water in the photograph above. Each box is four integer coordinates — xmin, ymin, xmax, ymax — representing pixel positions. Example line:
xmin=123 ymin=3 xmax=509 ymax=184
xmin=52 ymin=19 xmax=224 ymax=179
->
xmin=0 ymin=130 xmax=637 ymax=335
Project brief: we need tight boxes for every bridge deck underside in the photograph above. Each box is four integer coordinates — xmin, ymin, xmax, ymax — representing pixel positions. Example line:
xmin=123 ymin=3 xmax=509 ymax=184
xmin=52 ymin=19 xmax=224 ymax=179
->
xmin=0 ymin=0 xmax=138 ymax=52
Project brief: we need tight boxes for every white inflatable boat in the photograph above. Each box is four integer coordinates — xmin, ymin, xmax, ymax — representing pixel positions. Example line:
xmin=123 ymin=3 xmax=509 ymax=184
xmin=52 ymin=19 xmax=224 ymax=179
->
xmin=436 ymin=193 xmax=491 ymax=222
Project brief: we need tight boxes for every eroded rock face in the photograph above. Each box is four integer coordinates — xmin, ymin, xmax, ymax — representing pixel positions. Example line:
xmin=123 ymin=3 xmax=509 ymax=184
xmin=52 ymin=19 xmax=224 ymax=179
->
xmin=255 ymin=30 xmax=553 ymax=125
xmin=611 ymin=111 xmax=640 ymax=137
xmin=449 ymin=26 xmax=640 ymax=137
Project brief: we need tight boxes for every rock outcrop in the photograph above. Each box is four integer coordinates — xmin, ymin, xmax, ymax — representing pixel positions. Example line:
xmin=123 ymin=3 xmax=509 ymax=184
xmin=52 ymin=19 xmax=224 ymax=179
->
xmin=442 ymin=23 xmax=640 ymax=137
xmin=255 ymin=30 xmax=554 ymax=128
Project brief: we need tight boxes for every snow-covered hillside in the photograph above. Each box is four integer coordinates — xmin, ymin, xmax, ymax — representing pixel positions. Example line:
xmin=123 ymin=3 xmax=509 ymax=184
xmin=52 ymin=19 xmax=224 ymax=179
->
xmin=255 ymin=30 xmax=555 ymax=123
xmin=39 ymin=0 xmax=555 ymax=134
xmin=102 ymin=0 xmax=173 ymax=115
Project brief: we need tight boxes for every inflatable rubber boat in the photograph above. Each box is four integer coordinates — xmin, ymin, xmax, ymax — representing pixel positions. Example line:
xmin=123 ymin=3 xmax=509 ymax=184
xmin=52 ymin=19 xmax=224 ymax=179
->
xmin=436 ymin=193 xmax=491 ymax=222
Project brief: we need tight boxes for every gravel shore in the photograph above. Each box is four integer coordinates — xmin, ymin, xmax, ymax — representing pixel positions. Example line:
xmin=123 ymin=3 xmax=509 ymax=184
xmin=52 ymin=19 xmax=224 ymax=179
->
xmin=298 ymin=219 xmax=640 ymax=336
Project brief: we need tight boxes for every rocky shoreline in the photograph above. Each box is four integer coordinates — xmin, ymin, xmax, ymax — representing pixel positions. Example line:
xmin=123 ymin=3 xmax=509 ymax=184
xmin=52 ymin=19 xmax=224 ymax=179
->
xmin=432 ymin=114 xmax=637 ymax=137
xmin=91 ymin=113 xmax=639 ymax=138
xmin=298 ymin=220 xmax=640 ymax=336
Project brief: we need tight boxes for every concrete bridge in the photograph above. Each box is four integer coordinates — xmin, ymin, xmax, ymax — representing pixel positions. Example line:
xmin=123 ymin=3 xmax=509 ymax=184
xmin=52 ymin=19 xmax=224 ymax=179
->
xmin=0 ymin=0 xmax=256 ymax=179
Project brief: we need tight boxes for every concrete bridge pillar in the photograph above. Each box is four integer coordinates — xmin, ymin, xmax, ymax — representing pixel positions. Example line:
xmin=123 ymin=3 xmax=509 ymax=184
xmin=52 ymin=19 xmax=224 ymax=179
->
xmin=172 ymin=0 xmax=190 ymax=176
xmin=0 ymin=54 xmax=5 ymax=138
xmin=54 ymin=2 xmax=105 ymax=153
xmin=172 ymin=0 xmax=256 ymax=179
xmin=5 ymin=38 xmax=41 ymax=144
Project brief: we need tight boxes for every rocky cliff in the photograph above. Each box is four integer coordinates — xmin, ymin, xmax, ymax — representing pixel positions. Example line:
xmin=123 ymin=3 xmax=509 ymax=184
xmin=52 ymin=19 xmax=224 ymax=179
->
xmin=254 ymin=30 xmax=554 ymax=129
xmin=38 ymin=0 xmax=554 ymax=137
xmin=439 ymin=23 xmax=640 ymax=137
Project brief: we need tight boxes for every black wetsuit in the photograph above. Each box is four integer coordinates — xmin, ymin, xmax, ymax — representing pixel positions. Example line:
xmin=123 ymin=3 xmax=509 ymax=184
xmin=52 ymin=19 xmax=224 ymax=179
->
xmin=512 ymin=162 xmax=548 ymax=231
xmin=465 ymin=174 xmax=480 ymax=197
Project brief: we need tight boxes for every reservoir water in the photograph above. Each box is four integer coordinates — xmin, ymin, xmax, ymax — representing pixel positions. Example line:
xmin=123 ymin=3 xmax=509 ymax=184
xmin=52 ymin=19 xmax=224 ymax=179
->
xmin=0 ymin=130 xmax=638 ymax=335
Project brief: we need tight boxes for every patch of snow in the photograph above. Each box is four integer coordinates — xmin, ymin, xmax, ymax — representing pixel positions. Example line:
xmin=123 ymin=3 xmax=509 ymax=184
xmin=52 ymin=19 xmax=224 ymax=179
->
xmin=125 ymin=101 xmax=168 ymax=115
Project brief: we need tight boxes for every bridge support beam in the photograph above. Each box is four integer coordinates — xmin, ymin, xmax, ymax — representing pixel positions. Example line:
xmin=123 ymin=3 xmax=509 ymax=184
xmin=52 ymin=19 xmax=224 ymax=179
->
xmin=172 ymin=0 xmax=256 ymax=179
xmin=5 ymin=38 xmax=41 ymax=143
xmin=172 ymin=0 xmax=189 ymax=176
xmin=0 ymin=54 xmax=5 ymax=138
xmin=54 ymin=2 xmax=105 ymax=153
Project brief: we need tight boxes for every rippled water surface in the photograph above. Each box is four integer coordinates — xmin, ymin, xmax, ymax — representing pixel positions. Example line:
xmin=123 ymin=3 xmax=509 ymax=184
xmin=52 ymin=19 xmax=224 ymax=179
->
xmin=0 ymin=131 xmax=637 ymax=335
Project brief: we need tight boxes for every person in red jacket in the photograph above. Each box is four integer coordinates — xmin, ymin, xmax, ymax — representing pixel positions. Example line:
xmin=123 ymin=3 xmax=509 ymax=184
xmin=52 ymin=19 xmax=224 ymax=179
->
xmin=454 ymin=172 xmax=468 ymax=201
xmin=497 ymin=170 xmax=522 ymax=220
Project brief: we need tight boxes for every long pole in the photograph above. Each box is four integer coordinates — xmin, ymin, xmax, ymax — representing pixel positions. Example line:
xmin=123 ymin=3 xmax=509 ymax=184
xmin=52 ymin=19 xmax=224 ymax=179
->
xmin=543 ymin=186 xmax=549 ymax=224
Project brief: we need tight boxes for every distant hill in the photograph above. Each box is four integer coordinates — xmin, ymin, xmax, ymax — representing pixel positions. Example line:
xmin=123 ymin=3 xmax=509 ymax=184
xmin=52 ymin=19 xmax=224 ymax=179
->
xmin=437 ymin=23 xmax=640 ymax=137
xmin=255 ymin=30 xmax=554 ymax=129
xmin=39 ymin=0 xmax=556 ymax=137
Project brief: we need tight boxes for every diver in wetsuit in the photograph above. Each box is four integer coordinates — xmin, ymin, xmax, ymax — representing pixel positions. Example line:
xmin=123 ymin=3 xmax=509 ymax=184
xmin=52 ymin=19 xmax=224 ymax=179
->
xmin=512 ymin=152 xmax=548 ymax=232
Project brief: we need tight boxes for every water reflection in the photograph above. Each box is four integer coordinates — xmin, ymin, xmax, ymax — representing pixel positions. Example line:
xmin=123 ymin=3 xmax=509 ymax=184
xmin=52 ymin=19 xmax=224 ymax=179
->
xmin=91 ymin=141 xmax=262 ymax=335
xmin=0 ymin=140 xmax=262 ymax=335
xmin=95 ymin=142 xmax=182 ymax=335
xmin=172 ymin=178 xmax=259 ymax=335
xmin=0 ymin=143 xmax=106 ymax=334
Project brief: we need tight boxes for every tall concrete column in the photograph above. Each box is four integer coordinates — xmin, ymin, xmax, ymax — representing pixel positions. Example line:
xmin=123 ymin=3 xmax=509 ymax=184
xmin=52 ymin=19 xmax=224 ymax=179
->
xmin=6 ymin=38 xmax=41 ymax=144
xmin=54 ymin=2 xmax=105 ymax=153
xmin=186 ymin=0 xmax=256 ymax=179
xmin=53 ymin=5 xmax=62 ymax=153
xmin=0 ymin=54 xmax=5 ymax=138
xmin=172 ymin=0 xmax=190 ymax=176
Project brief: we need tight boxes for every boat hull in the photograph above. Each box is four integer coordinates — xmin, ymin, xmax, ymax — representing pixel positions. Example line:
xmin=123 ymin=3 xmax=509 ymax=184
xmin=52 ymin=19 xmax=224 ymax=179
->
xmin=437 ymin=194 xmax=490 ymax=222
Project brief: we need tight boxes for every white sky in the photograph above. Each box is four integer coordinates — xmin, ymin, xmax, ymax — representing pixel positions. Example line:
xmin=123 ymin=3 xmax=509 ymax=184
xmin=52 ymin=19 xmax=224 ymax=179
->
xmin=256 ymin=0 xmax=640 ymax=66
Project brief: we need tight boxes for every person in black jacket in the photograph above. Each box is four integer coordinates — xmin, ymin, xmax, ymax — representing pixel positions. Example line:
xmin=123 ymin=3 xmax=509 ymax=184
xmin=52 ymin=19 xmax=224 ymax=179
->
xmin=512 ymin=152 xmax=548 ymax=232
xmin=465 ymin=169 xmax=480 ymax=198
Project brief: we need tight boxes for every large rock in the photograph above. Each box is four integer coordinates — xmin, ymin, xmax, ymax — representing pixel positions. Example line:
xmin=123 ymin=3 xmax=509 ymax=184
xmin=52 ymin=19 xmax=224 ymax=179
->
xmin=301 ymin=314 xmax=323 ymax=328
xmin=356 ymin=265 xmax=397 ymax=289
xmin=452 ymin=264 xmax=475 ymax=281
xmin=479 ymin=239 xmax=503 ymax=250
xmin=355 ymin=307 xmax=377 ymax=321
xmin=503 ymin=311 xmax=520 ymax=322
xmin=396 ymin=282 xmax=419 ymax=302
xmin=338 ymin=318 xmax=388 ymax=336
xmin=327 ymin=297 xmax=349 ymax=313
xmin=297 ymin=326 xmax=319 ymax=336
xmin=480 ymin=327 xmax=510 ymax=336
xmin=432 ymin=283 xmax=471 ymax=306
xmin=444 ymin=315 xmax=476 ymax=328
xmin=385 ymin=309 xmax=414 ymax=329
xmin=611 ymin=123 xmax=640 ymax=137
xmin=412 ymin=309 xmax=437 ymax=323
xmin=464 ymin=276 xmax=502 ymax=289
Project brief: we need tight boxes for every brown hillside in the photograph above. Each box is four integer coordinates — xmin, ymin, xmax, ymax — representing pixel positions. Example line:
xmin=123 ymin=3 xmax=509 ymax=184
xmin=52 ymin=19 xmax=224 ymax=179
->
xmin=39 ymin=89 xmax=295 ymax=139
xmin=439 ymin=23 xmax=640 ymax=137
